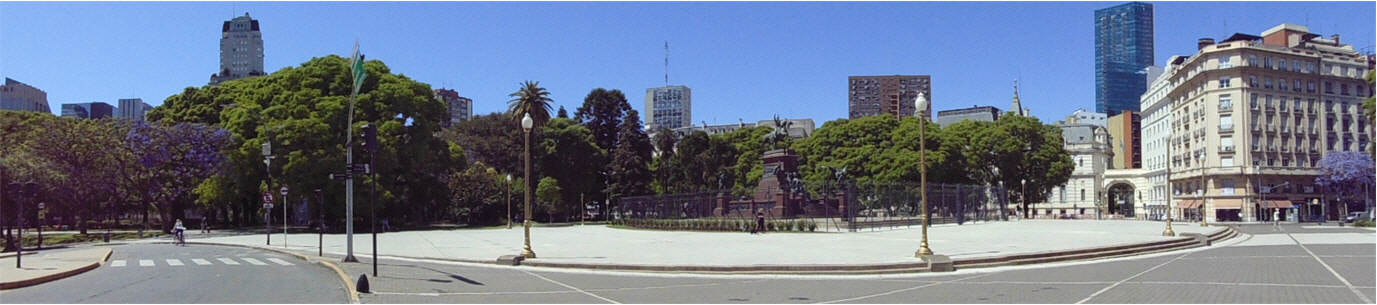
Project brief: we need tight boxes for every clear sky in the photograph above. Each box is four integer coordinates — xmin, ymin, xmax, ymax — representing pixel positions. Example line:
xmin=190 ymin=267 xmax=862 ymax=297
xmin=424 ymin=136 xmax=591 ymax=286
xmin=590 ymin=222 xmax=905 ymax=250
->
xmin=2 ymin=1 xmax=1373 ymax=125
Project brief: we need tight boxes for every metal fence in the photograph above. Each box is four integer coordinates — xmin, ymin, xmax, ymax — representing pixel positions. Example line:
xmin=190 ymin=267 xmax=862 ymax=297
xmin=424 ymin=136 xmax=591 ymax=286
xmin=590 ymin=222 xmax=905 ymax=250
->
xmin=613 ymin=181 xmax=1010 ymax=232
xmin=843 ymin=181 xmax=1009 ymax=231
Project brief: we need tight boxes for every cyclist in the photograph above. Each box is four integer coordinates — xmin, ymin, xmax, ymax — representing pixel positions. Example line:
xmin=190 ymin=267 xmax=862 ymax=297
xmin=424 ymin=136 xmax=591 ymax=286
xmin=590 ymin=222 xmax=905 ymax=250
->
xmin=173 ymin=219 xmax=187 ymax=246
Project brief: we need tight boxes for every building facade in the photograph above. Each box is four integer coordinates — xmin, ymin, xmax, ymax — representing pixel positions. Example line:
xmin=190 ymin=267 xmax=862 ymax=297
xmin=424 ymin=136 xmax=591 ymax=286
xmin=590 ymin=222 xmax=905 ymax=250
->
xmin=211 ymin=13 xmax=265 ymax=84
xmin=1060 ymin=108 xmax=1108 ymax=127
xmin=0 ymin=78 xmax=49 ymax=113
xmin=117 ymin=98 xmax=152 ymax=121
xmin=1108 ymin=110 xmax=1142 ymax=169
xmin=433 ymin=89 xmax=472 ymax=127
xmin=645 ymin=85 xmax=692 ymax=131
xmin=1040 ymin=124 xmax=1114 ymax=218
xmin=670 ymin=118 xmax=816 ymax=139
xmin=936 ymin=105 xmax=1001 ymax=126
xmin=848 ymin=75 xmax=932 ymax=119
xmin=1139 ymin=60 xmax=1181 ymax=222
xmin=1095 ymin=2 xmax=1154 ymax=116
xmin=61 ymin=102 xmax=115 ymax=119
xmin=1164 ymin=24 xmax=1372 ymax=222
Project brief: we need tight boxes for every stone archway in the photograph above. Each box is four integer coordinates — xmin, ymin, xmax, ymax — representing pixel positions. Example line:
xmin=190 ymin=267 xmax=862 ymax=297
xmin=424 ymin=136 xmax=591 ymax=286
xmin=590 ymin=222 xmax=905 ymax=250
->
xmin=1106 ymin=181 xmax=1135 ymax=218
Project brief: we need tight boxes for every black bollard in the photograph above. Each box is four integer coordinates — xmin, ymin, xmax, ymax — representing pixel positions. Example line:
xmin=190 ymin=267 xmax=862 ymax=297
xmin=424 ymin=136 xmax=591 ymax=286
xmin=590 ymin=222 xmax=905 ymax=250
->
xmin=356 ymin=274 xmax=370 ymax=293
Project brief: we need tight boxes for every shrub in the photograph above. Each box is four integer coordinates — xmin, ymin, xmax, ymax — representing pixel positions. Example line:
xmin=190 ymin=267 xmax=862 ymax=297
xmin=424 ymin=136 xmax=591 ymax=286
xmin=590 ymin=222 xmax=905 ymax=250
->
xmin=808 ymin=220 xmax=818 ymax=232
xmin=1356 ymin=219 xmax=1374 ymax=227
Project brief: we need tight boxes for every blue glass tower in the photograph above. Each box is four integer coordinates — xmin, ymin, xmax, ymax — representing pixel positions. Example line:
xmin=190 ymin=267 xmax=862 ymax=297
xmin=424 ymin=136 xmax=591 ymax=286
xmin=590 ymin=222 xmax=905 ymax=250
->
xmin=1095 ymin=2 xmax=1154 ymax=116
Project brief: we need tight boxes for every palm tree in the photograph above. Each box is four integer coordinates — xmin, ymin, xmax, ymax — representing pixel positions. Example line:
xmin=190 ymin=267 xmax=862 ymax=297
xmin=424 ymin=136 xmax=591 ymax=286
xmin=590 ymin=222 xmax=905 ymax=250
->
xmin=508 ymin=81 xmax=554 ymax=127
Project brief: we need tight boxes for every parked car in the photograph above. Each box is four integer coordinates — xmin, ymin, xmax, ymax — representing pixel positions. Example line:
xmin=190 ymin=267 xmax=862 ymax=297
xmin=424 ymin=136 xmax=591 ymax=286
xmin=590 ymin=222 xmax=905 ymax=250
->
xmin=1344 ymin=211 xmax=1371 ymax=223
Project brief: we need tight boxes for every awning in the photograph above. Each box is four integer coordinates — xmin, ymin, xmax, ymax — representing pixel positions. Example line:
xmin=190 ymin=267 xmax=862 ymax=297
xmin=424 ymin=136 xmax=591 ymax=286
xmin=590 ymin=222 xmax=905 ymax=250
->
xmin=1259 ymin=200 xmax=1294 ymax=209
xmin=1178 ymin=200 xmax=1201 ymax=209
xmin=1212 ymin=199 xmax=1243 ymax=209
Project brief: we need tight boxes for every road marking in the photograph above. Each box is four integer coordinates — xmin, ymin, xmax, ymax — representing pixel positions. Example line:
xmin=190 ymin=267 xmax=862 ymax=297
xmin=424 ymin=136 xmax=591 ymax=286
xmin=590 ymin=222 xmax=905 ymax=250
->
xmin=1130 ymin=281 xmax=1348 ymax=289
xmin=819 ymin=273 xmax=994 ymax=304
xmin=110 ymin=260 xmax=126 ymax=267
xmin=192 ymin=258 xmax=212 ymax=265
xmin=1075 ymin=252 xmax=1192 ymax=304
xmin=1281 ymin=227 xmax=1374 ymax=304
xmin=166 ymin=259 xmax=184 ymax=266
xmin=217 ymin=258 xmax=240 ymax=265
xmin=139 ymin=260 xmax=155 ymax=267
xmin=241 ymin=258 xmax=269 ymax=266
xmin=267 ymin=258 xmax=294 ymax=266
xmin=371 ymin=290 xmax=575 ymax=296
xmin=520 ymin=269 xmax=621 ymax=304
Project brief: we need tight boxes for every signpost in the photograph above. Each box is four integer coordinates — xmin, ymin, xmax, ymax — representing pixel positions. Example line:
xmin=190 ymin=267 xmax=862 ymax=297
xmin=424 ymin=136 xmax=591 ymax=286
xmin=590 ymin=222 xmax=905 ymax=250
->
xmin=281 ymin=186 xmax=289 ymax=248
xmin=263 ymin=192 xmax=274 ymax=245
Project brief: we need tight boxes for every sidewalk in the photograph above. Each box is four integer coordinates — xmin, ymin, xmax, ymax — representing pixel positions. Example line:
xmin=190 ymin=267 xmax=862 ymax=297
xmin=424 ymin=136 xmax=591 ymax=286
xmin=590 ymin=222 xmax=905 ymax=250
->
xmin=0 ymin=247 xmax=111 ymax=290
xmin=182 ymin=220 xmax=1219 ymax=268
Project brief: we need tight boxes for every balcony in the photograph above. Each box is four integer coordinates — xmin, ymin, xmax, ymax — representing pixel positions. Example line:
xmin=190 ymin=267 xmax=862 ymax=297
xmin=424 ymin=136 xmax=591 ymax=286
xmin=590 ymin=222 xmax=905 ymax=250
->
xmin=1221 ymin=146 xmax=1235 ymax=153
xmin=1251 ymin=103 xmax=1260 ymax=110
xmin=1220 ymin=124 xmax=1235 ymax=132
xmin=1219 ymin=104 xmax=1233 ymax=112
xmin=1253 ymin=145 xmax=1262 ymax=152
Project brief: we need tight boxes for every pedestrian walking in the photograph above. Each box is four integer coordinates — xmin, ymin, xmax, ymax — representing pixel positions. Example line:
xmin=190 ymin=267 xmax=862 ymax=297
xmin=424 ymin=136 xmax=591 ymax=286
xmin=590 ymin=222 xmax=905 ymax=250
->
xmin=1272 ymin=209 xmax=1280 ymax=230
xmin=201 ymin=215 xmax=209 ymax=234
xmin=752 ymin=210 xmax=766 ymax=234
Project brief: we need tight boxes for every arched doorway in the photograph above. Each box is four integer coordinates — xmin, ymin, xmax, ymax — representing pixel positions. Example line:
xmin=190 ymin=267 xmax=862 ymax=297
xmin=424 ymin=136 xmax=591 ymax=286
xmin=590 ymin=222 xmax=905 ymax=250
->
xmin=1107 ymin=182 xmax=1135 ymax=217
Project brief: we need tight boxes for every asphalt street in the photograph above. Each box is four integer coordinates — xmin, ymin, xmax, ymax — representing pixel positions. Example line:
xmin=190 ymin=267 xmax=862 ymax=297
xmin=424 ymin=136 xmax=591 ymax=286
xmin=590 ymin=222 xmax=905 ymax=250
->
xmin=0 ymin=243 xmax=351 ymax=303
xmin=326 ymin=223 xmax=1374 ymax=304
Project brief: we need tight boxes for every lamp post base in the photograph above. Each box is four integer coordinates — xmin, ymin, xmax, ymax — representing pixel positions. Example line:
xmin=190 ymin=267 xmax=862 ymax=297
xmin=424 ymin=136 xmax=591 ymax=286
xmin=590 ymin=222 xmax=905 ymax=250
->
xmin=521 ymin=249 xmax=537 ymax=259
xmin=343 ymin=255 xmax=359 ymax=263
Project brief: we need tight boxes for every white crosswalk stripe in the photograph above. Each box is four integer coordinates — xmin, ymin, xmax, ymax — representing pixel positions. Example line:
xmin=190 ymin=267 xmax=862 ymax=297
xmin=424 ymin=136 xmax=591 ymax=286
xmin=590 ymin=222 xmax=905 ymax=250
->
xmin=166 ymin=259 xmax=184 ymax=266
xmin=139 ymin=260 xmax=155 ymax=267
xmin=266 ymin=258 xmax=294 ymax=266
xmin=110 ymin=260 xmax=127 ymax=267
xmin=217 ymin=258 xmax=240 ymax=265
xmin=192 ymin=258 xmax=212 ymax=265
xmin=241 ymin=258 xmax=269 ymax=266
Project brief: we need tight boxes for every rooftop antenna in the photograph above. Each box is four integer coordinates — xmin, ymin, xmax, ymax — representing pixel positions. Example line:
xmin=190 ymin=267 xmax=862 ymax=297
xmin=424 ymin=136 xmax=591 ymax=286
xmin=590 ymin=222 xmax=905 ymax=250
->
xmin=664 ymin=41 xmax=669 ymax=86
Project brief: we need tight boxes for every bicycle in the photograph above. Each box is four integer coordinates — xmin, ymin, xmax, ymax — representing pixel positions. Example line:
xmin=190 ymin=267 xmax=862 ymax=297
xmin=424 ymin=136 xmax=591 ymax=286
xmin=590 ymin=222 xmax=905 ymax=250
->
xmin=174 ymin=229 xmax=186 ymax=246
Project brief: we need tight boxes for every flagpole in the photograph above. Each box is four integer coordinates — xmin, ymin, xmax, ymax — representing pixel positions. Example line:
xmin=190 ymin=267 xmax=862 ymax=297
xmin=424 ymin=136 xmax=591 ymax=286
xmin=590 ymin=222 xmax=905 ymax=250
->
xmin=343 ymin=41 xmax=360 ymax=263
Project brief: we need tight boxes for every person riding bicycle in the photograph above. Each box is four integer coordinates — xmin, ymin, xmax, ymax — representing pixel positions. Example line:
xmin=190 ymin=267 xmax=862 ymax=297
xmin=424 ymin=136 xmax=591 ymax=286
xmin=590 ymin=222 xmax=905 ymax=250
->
xmin=173 ymin=219 xmax=187 ymax=245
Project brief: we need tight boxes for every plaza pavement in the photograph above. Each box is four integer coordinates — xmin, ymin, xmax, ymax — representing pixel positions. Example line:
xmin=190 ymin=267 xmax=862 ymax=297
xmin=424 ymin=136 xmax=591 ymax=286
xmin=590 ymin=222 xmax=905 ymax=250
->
xmin=173 ymin=220 xmax=1222 ymax=268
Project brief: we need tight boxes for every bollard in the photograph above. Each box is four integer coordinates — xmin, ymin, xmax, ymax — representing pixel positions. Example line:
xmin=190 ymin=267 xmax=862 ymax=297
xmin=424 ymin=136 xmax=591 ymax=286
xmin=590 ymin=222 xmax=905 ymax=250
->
xmin=356 ymin=274 xmax=370 ymax=293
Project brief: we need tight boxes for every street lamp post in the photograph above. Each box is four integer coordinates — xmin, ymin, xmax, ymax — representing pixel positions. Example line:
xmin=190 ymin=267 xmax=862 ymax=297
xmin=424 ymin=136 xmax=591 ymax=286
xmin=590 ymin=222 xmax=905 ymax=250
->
xmin=506 ymin=174 xmax=512 ymax=229
xmin=1021 ymin=178 xmax=1028 ymax=219
xmin=262 ymin=141 xmax=274 ymax=245
xmin=1200 ymin=166 xmax=1208 ymax=227
xmin=914 ymin=92 xmax=934 ymax=257
xmin=37 ymin=202 xmax=44 ymax=249
xmin=521 ymin=113 xmax=537 ymax=259
xmin=315 ymin=189 xmax=323 ymax=257
xmin=281 ymin=186 xmax=289 ymax=248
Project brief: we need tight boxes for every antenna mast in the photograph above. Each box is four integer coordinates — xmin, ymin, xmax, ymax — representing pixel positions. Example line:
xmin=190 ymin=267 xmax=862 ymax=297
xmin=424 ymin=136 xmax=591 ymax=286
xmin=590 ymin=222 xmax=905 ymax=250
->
xmin=664 ymin=41 xmax=669 ymax=86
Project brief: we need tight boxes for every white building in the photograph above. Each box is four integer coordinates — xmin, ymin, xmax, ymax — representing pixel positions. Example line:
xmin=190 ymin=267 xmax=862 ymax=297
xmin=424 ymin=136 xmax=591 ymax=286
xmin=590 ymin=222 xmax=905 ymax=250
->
xmin=0 ymin=78 xmax=49 ymax=113
xmin=645 ymin=85 xmax=691 ymax=131
xmin=211 ymin=13 xmax=265 ymax=84
xmin=1039 ymin=124 xmax=1114 ymax=218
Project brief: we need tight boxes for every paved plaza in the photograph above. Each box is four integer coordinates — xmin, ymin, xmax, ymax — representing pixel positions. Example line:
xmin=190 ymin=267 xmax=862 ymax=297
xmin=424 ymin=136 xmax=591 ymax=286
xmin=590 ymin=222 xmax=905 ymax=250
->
xmin=180 ymin=220 xmax=1224 ymax=268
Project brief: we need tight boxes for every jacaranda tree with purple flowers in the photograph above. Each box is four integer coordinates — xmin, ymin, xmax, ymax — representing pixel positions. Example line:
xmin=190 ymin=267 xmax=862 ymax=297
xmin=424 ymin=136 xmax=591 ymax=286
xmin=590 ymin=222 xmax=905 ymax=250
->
xmin=1314 ymin=151 xmax=1375 ymax=221
xmin=124 ymin=122 xmax=230 ymax=232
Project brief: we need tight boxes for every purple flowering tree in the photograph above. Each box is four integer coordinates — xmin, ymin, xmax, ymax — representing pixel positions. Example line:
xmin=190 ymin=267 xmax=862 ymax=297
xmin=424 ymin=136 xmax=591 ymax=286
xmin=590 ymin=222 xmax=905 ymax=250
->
xmin=124 ymin=122 xmax=230 ymax=232
xmin=1314 ymin=151 xmax=1375 ymax=221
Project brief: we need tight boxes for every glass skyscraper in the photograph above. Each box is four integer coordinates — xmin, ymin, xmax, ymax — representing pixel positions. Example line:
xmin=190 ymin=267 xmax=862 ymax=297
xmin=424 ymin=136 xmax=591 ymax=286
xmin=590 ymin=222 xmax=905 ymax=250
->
xmin=1094 ymin=2 xmax=1153 ymax=116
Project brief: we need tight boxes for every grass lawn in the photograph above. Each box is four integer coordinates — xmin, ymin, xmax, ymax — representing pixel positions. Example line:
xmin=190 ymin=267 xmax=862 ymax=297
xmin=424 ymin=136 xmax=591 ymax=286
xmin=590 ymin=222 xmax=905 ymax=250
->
xmin=2 ymin=232 xmax=163 ymax=252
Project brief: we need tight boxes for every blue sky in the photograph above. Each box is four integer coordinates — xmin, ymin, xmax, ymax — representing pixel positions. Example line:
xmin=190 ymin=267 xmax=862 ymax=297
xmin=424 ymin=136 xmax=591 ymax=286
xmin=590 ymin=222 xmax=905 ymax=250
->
xmin=2 ymin=2 xmax=1373 ymax=125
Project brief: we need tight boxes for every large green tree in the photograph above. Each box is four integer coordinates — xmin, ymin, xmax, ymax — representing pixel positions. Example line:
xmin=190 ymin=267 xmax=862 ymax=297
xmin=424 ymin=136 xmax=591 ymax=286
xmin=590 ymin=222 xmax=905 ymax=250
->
xmin=539 ymin=117 xmax=605 ymax=220
xmin=149 ymin=55 xmax=459 ymax=227
xmin=608 ymin=109 xmax=653 ymax=200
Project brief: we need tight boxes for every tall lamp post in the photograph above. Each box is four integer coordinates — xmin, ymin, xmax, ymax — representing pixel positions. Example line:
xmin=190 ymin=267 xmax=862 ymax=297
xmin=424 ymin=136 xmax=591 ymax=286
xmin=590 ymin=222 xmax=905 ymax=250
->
xmin=315 ymin=189 xmax=323 ymax=257
xmin=1199 ymin=164 xmax=1208 ymax=227
xmin=506 ymin=174 xmax=513 ymax=229
xmin=262 ymin=141 xmax=274 ymax=245
xmin=521 ymin=113 xmax=537 ymax=259
xmin=914 ymin=92 xmax=934 ymax=257
xmin=1021 ymin=178 xmax=1028 ymax=219
xmin=281 ymin=186 xmax=289 ymax=248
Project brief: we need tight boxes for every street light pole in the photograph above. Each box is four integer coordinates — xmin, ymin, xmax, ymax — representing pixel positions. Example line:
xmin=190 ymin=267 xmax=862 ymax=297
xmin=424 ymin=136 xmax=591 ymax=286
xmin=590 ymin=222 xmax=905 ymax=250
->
xmin=316 ymin=189 xmax=323 ymax=257
xmin=521 ymin=113 xmax=537 ymax=259
xmin=263 ymin=141 xmax=274 ymax=245
xmin=1021 ymin=178 xmax=1028 ymax=219
xmin=914 ymin=92 xmax=934 ymax=257
xmin=1200 ymin=166 xmax=1208 ymax=227
xmin=281 ymin=186 xmax=289 ymax=249
xmin=506 ymin=174 xmax=512 ymax=229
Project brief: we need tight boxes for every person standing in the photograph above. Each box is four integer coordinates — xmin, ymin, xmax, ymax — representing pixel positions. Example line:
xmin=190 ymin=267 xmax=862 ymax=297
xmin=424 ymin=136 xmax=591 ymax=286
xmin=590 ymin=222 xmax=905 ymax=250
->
xmin=752 ymin=210 xmax=766 ymax=234
xmin=1273 ymin=208 xmax=1280 ymax=230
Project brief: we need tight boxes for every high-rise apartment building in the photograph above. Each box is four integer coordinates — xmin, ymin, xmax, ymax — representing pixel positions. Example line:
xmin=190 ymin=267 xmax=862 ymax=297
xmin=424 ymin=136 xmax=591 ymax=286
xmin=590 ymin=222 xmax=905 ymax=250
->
xmin=1139 ymin=61 xmax=1180 ymax=221
xmin=117 ymin=98 xmax=152 ymax=121
xmin=1108 ymin=110 xmax=1142 ymax=169
xmin=61 ymin=102 xmax=115 ymax=119
xmin=433 ymin=89 xmax=472 ymax=127
xmin=848 ymin=75 xmax=932 ymax=119
xmin=1160 ymin=24 xmax=1373 ymax=222
xmin=1095 ymin=2 xmax=1154 ymax=116
xmin=645 ymin=85 xmax=691 ymax=130
xmin=0 ymin=78 xmax=50 ymax=113
xmin=211 ymin=13 xmax=265 ymax=84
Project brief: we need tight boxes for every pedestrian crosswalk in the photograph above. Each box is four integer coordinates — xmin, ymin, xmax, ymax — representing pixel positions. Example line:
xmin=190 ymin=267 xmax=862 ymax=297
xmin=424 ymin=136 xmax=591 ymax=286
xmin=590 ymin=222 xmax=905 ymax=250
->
xmin=109 ymin=257 xmax=296 ymax=268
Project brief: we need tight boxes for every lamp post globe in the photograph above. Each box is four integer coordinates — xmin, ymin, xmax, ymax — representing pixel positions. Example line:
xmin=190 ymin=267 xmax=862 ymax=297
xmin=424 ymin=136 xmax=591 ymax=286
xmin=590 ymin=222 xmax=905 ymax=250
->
xmin=520 ymin=112 xmax=536 ymax=259
xmin=913 ymin=92 xmax=934 ymax=258
xmin=506 ymin=174 xmax=513 ymax=229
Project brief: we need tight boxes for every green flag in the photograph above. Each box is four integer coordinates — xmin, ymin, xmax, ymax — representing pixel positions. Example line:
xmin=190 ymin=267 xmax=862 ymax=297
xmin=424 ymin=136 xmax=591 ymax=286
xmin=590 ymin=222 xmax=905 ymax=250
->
xmin=351 ymin=42 xmax=366 ymax=96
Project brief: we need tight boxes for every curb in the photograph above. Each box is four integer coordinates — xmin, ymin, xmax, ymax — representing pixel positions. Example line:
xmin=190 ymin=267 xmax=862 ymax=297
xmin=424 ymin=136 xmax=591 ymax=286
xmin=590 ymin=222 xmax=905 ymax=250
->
xmin=0 ymin=248 xmax=111 ymax=290
xmin=162 ymin=241 xmax=360 ymax=304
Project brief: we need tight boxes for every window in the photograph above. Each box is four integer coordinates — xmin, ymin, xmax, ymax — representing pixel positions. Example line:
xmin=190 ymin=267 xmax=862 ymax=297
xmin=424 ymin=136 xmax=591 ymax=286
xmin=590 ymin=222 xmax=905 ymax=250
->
xmin=1249 ymin=75 xmax=1258 ymax=87
xmin=1220 ymin=116 xmax=1234 ymax=131
xmin=1219 ymin=94 xmax=1232 ymax=110
xmin=1308 ymin=81 xmax=1316 ymax=93
xmin=1219 ymin=56 xmax=1232 ymax=68
xmin=1325 ymin=82 xmax=1333 ymax=93
xmin=1295 ymin=80 xmax=1303 ymax=92
xmin=1219 ymin=77 xmax=1231 ymax=88
xmin=1278 ymin=59 xmax=1287 ymax=71
xmin=1081 ymin=189 xmax=1086 ymax=201
xmin=1279 ymin=78 xmax=1288 ymax=91
xmin=1248 ymin=55 xmax=1259 ymax=66
xmin=1265 ymin=78 xmax=1273 ymax=89
xmin=1264 ymin=56 xmax=1272 ymax=69
xmin=1341 ymin=84 xmax=1349 ymax=96
xmin=1221 ymin=137 xmax=1234 ymax=149
xmin=1221 ymin=180 xmax=1235 ymax=195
